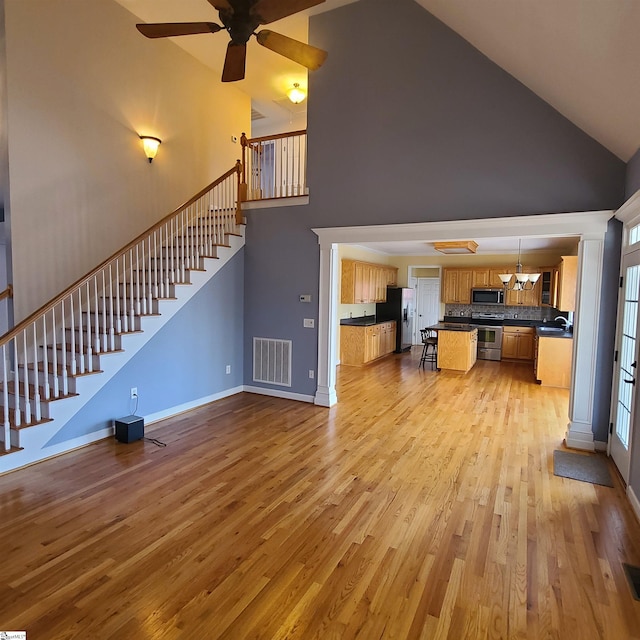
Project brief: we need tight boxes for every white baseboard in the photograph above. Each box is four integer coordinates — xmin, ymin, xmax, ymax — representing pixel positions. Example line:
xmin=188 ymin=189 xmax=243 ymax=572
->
xmin=144 ymin=386 xmax=245 ymax=425
xmin=243 ymin=385 xmax=315 ymax=404
xmin=628 ymin=485 xmax=640 ymax=524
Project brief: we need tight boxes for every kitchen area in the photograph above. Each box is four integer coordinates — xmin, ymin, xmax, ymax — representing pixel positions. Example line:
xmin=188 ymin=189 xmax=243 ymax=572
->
xmin=337 ymin=241 xmax=578 ymax=388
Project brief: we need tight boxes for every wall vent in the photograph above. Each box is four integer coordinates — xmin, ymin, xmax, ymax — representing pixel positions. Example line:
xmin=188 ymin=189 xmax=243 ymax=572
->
xmin=253 ymin=338 xmax=292 ymax=387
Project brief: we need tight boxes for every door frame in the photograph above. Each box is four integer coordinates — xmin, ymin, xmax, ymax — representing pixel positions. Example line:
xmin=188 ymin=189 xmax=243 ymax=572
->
xmin=610 ymin=191 xmax=640 ymax=490
xmin=313 ymin=211 xmax=612 ymax=453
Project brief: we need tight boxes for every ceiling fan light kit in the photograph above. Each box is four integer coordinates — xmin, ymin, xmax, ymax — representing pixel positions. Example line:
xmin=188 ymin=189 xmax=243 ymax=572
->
xmin=136 ymin=0 xmax=329 ymax=83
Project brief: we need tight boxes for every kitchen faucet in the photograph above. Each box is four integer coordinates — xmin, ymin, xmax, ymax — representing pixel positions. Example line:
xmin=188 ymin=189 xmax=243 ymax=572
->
xmin=554 ymin=316 xmax=571 ymax=329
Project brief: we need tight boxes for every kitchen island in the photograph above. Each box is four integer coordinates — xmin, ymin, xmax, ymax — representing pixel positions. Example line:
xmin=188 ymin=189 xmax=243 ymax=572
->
xmin=427 ymin=323 xmax=478 ymax=373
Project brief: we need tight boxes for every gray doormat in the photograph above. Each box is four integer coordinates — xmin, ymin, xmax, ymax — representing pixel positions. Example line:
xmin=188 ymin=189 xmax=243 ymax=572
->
xmin=553 ymin=450 xmax=614 ymax=487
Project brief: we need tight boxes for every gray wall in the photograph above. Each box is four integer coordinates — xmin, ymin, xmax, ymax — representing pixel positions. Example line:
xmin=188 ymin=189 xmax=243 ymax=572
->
xmin=47 ymin=251 xmax=244 ymax=446
xmin=627 ymin=147 xmax=640 ymax=199
xmin=593 ymin=218 xmax=622 ymax=444
xmin=243 ymin=0 xmax=626 ymax=414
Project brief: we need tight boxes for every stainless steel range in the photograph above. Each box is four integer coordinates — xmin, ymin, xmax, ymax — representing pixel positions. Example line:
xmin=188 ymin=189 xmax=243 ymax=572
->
xmin=471 ymin=312 xmax=504 ymax=361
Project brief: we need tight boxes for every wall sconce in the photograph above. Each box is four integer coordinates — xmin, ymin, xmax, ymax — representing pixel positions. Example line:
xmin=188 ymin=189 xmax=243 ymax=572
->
xmin=287 ymin=83 xmax=306 ymax=104
xmin=139 ymin=135 xmax=161 ymax=163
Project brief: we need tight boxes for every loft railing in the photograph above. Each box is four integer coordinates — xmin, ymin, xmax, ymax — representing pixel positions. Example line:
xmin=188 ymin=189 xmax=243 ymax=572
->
xmin=240 ymin=130 xmax=307 ymax=202
xmin=0 ymin=162 xmax=243 ymax=450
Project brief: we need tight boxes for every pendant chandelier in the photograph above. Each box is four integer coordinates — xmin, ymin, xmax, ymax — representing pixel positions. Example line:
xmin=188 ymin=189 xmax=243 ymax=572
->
xmin=498 ymin=240 xmax=541 ymax=291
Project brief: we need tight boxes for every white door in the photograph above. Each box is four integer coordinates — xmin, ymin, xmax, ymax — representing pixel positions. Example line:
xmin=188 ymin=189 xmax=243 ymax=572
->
xmin=416 ymin=278 xmax=440 ymax=336
xmin=610 ymin=249 xmax=640 ymax=482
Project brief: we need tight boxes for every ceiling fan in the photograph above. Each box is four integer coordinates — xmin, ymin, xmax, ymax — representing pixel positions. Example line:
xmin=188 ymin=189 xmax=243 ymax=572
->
xmin=136 ymin=0 xmax=329 ymax=82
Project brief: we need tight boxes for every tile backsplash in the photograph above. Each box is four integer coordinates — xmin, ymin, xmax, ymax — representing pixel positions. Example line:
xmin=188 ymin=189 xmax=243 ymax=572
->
xmin=445 ymin=304 xmax=564 ymax=321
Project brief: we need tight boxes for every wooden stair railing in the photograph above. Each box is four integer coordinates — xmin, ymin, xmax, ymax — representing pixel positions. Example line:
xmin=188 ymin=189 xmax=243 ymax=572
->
xmin=240 ymin=130 xmax=307 ymax=201
xmin=0 ymin=161 xmax=243 ymax=451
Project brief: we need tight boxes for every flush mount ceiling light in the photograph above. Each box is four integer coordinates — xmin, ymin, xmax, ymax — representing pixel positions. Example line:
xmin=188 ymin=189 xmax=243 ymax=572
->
xmin=140 ymin=135 xmax=161 ymax=163
xmin=499 ymin=239 xmax=541 ymax=291
xmin=287 ymin=83 xmax=307 ymax=104
xmin=432 ymin=240 xmax=478 ymax=254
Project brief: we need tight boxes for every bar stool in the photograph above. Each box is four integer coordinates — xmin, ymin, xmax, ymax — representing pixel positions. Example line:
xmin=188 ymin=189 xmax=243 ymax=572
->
xmin=419 ymin=329 xmax=438 ymax=370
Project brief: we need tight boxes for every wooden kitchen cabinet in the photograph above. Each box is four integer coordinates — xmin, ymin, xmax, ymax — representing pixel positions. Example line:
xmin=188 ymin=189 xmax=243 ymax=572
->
xmin=556 ymin=256 xmax=577 ymax=312
xmin=340 ymin=321 xmax=396 ymax=366
xmin=536 ymin=336 xmax=573 ymax=387
xmin=502 ymin=326 xmax=535 ymax=360
xmin=437 ymin=328 xmax=478 ymax=373
xmin=472 ymin=269 xmax=490 ymax=288
xmin=442 ymin=269 xmax=472 ymax=304
xmin=341 ymin=260 xmax=398 ymax=304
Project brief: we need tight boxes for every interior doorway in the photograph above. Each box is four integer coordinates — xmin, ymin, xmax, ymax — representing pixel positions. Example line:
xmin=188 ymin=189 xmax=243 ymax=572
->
xmin=415 ymin=277 xmax=440 ymax=342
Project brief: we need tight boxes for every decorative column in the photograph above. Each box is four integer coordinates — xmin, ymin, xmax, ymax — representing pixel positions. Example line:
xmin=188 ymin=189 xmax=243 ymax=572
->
xmin=314 ymin=242 xmax=338 ymax=407
xmin=565 ymin=237 xmax=605 ymax=450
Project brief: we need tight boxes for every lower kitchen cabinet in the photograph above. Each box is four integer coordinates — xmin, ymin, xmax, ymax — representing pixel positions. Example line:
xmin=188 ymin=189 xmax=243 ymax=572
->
xmin=437 ymin=328 xmax=478 ymax=373
xmin=340 ymin=321 xmax=397 ymax=366
xmin=502 ymin=326 xmax=535 ymax=360
xmin=536 ymin=336 xmax=573 ymax=388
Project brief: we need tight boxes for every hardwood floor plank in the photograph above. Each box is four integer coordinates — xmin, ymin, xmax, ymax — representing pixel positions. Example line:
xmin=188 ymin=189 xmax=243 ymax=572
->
xmin=1 ymin=354 xmax=639 ymax=638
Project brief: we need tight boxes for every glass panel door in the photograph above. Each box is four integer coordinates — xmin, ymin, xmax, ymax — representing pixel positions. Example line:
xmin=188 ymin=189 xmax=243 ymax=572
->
xmin=611 ymin=257 xmax=640 ymax=482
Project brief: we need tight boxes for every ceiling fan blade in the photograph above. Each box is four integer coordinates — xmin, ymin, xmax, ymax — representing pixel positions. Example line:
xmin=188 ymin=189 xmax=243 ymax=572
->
xmin=251 ymin=0 xmax=326 ymax=25
xmin=207 ymin=0 xmax=234 ymax=11
xmin=256 ymin=30 xmax=327 ymax=70
xmin=136 ymin=22 xmax=223 ymax=39
xmin=222 ymin=42 xmax=247 ymax=82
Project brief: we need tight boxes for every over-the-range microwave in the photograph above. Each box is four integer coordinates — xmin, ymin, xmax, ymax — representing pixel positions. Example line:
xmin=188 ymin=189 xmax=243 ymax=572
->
xmin=471 ymin=288 xmax=505 ymax=305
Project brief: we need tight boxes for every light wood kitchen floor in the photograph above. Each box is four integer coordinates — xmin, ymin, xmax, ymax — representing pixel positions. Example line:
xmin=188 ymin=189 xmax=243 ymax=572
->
xmin=1 ymin=351 xmax=640 ymax=639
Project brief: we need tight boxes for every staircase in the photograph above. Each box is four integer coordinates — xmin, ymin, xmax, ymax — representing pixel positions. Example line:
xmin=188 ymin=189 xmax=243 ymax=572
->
xmin=0 ymin=162 xmax=244 ymax=472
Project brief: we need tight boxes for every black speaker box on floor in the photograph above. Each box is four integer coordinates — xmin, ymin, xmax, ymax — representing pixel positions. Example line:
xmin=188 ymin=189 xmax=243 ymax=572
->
xmin=115 ymin=415 xmax=144 ymax=443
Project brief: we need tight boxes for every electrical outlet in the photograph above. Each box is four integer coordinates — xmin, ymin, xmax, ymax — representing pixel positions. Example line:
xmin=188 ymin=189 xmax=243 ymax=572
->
xmin=226 ymin=365 xmax=231 ymax=374
xmin=309 ymin=370 xmax=315 ymax=379
xmin=130 ymin=387 xmax=138 ymax=399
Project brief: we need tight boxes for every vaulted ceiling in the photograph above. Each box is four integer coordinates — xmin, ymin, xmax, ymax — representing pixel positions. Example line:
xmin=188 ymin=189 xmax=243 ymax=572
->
xmin=116 ymin=0 xmax=640 ymax=161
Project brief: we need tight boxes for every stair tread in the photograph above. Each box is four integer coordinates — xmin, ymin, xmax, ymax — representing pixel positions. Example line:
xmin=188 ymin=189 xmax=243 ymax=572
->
xmin=0 ymin=408 xmax=54 ymax=430
xmin=46 ymin=344 xmax=125 ymax=356
xmin=25 ymin=363 xmax=104 ymax=378
xmin=1 ymin=381 xmax=79 ymax=402
xmin=0 ymin=445 xmax=24 ymax=456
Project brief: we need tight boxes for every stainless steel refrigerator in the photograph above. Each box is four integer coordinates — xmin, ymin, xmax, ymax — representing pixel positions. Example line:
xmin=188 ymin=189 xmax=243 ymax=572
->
xmin=376 ymin=287 xmax=414 ymax=353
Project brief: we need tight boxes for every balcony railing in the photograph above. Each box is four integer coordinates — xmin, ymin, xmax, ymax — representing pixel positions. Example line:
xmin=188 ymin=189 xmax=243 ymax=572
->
xmin=240 ymin=130 xmax=307 ymax=202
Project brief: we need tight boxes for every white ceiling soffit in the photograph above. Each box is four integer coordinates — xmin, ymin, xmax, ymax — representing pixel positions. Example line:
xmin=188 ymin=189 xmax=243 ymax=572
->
xmin=349 ymin=236 xmax=580 ymax=257
xmin=416 ymin=0 xmax=640 ymax=161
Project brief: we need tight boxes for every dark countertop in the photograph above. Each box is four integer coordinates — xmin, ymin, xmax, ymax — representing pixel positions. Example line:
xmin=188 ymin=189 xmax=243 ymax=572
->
xmin=443 ymin=315 xmax=571 ymax=331
xmin=340 ymin=316 xmax=384 ymax=326
xmin=427 ymin=322 xmax=478 ymax=332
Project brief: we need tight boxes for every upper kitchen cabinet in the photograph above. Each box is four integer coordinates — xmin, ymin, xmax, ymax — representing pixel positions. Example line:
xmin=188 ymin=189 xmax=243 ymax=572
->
xmin=473 ymin=268 xmax=507 ymax=288
xmin=556 ymin=256 xmax=578 ymax=312
xmin=341 ymin=259 xmax=398 ymax=304
xmin=442 ymin=268 xmax=472 ymax=304
xmin=539 ymin=266 xmax=557 ymax=307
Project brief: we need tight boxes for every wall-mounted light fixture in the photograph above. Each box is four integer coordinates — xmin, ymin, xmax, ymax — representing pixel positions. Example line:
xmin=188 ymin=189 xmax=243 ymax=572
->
xmin=287 ymin=83 xmax=306 ymax=104
xmin=139 ymin=135 xmax=161 ymax=163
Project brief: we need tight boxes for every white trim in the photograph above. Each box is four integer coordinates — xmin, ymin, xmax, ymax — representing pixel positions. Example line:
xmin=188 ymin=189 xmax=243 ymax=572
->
xmin=628 ymin=485 xmax=640 ymax=524
xmin=313 ymin=211 xmax=612 ymax=437
xmin=313 ymin=211 xmax=612 ymax=248
xmin=594 ymin=440 xmax=607 ymax=452
xmin=145 ymin=386 xmax=245 ymax=425
xmin=565 ymin=238 xmax=604 ymax=451
xmin=615 ymin=189 xmax=640 ymax=226
xmin=244 ymin=385 xmax=315 ymax=404
xmin=242 ymin=196 xmax=309 ymax=210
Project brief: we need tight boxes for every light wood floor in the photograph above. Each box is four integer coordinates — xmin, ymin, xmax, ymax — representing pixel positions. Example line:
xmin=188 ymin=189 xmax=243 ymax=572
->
xmin=1 ymin=351 xmax=640 ymax=639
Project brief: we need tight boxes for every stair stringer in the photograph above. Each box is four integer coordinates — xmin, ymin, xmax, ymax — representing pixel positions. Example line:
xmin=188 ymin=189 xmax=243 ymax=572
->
xmin=0 ymin=232 xmax=244 ymax=475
